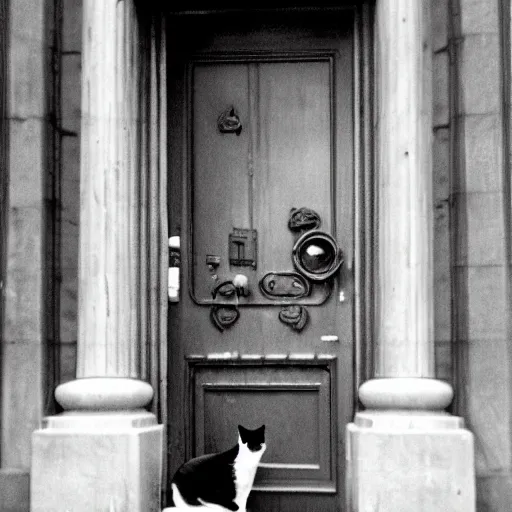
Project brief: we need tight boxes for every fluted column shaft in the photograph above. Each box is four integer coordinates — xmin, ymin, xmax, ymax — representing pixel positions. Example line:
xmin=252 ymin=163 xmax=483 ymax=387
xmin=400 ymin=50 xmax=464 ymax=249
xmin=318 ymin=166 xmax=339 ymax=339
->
xmin=375 ymin=0 xmax=434 ymax=378
xmin=78 ymin=0 xmax=141 ymax=378
xmin=359 ymin=0 xmax=453 ymax=409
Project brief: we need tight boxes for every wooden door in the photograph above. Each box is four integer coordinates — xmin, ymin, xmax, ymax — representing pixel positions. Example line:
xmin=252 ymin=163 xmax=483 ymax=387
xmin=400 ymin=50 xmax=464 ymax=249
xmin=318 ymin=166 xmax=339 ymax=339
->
xmin=167 ymin=9 xmax=354 ymax=511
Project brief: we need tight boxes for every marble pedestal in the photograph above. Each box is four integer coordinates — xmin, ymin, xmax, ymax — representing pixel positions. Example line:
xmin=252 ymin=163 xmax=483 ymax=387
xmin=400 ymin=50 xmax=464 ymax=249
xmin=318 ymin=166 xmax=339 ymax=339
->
xmin=346 ymin=411 xmax=475 ymax=512
xmin=31 ymin=411 xmax=163 ymax=512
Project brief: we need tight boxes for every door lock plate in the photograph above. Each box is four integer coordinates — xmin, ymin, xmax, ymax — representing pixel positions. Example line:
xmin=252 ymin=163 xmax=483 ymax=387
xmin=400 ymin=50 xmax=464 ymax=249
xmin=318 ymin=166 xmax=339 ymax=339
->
xmin=229 ymin=228 xmax=257 ymax=268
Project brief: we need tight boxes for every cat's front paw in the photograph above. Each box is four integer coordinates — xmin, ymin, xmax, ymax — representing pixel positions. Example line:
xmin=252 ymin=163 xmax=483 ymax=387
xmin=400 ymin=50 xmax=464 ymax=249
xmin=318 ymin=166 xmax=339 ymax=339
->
xmin=227 ymin=502 xmax=239 ymax=511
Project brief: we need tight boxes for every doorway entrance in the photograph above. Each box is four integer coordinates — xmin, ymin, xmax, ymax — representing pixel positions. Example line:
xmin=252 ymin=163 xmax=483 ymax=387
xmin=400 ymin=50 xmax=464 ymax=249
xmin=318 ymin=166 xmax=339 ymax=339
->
xmin=167 ymin=8 xmax=356 ymax=510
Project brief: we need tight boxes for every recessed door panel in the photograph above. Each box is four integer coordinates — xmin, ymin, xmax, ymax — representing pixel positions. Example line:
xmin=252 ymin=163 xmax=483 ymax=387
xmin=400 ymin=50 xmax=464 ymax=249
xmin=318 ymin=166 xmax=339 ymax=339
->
xmin=189 ymin=357 xmax=336 ymax=493
xmin=168 ymin=10 xmax=354 ymax=512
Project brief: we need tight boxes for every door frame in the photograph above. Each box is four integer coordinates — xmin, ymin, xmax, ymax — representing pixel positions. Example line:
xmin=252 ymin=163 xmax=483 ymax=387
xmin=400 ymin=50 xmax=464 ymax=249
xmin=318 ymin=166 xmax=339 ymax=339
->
xmin=163 ymin=3 xmax=375 ymax=504
xmin=351 ymin=2 xmax=375 ymax=400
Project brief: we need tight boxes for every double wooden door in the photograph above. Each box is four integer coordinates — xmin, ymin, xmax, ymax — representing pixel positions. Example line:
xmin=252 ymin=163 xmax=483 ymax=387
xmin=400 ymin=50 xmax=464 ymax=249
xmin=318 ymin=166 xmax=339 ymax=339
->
xmin=167 ymin=8 xmax=355 ymax=511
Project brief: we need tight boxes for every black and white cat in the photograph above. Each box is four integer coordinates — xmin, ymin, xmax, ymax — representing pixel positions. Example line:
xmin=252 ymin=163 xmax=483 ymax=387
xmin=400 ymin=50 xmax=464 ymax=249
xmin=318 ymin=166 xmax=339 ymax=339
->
xmin=171 ymin=424 xmax=266 ymax=511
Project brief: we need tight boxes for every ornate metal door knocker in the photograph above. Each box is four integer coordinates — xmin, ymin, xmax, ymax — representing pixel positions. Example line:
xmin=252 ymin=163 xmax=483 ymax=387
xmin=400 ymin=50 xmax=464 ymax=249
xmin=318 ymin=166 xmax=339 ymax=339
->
xmin=218 ymin=106 xmax=242 ymax=136
xmin=210 ymin=306 xmax=240 ymax=332
xmin=278 ymin=305 xmax=309 ymax=332
xmin=259 ymin=271 xmax=310 ymax=300
xmin=210 ymin=281 xmax=239 ymax=331
xmin=209 ymin=275 xmax=251 ymax=331
xmin=288 ymin=207 xmax=321 ymax=233
xmin=212 ymin=280 xmax=237 ymax=299
xmin=212 ymin=276 xmax=250 ymax=300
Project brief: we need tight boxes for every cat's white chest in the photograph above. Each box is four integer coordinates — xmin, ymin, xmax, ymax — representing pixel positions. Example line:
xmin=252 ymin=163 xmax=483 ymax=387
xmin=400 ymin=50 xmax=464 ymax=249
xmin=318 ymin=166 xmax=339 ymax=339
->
xmin=234 ymin=458 xmax=257 ymax=493
xmin=233 ymin=443 xmax=266 ymax=510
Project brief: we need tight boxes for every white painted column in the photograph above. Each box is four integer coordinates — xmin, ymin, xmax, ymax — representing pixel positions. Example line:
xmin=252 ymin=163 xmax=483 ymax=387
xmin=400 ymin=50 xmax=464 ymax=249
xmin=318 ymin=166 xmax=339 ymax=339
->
xmin=31 ymin=2 xmax=163 ymax=510
xmin=375 ymin=0 xmax=434 ymax=379
xmin=358 ymin=0 xmax=452 ymax=410
xmin=76 ymin=0 xmax=140 ymax=381
xmin=52 ymin=0 xmax=152 ymax=410
xmin=346 ymin=1 xmax=475 ymax=510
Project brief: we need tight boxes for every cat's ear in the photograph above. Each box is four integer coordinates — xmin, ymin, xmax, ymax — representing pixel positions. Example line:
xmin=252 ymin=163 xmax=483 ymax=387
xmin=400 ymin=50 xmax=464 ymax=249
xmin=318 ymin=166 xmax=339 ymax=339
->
xmin=238 ymin=424 xmax=248 ymax=443
xmin=238 ymin=425 xmax=253 ymax=444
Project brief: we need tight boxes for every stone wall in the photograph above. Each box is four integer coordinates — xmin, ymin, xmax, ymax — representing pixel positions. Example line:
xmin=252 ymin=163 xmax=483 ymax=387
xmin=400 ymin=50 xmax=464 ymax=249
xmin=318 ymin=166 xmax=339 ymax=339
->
xmin=58 ymin=0 xmax=81 ymax=384
xmin=1 ymin=0 xmax=53 ymax=509
xmin=432 ymin=0 xmax=453 ymax=383
xmin=432 ymin=0 xmax=512 ymax=509
xmin=450 ymin=0 xmax=512 ymax=509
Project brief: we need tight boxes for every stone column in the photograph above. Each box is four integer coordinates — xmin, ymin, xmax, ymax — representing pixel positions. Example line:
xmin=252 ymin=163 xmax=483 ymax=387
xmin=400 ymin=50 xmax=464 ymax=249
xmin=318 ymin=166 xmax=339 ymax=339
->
xmin=359 ymin=0 xmax=452 ymax=410
xmin=31 ymin=2 xmax=163 ymax=511
xmin=346 ymin=1 xmax=475 ymax=511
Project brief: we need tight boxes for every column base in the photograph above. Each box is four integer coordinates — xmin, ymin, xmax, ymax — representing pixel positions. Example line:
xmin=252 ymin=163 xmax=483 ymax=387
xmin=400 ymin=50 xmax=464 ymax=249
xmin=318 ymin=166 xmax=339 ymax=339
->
xmin=31 ymin=410 xmax=163 ymax=512
xmin=55 ymin=377 xmax=154 ymax=410
xmin=359 ymin=377 xmax=454 ymax=410
xmin=346 ymin=410 xmax=475 ymax=512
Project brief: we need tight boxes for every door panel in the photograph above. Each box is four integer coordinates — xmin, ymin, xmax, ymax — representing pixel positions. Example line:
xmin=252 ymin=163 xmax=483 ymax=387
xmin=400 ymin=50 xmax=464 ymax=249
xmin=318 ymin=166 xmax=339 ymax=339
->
xmin=168 ymin=10 xmax=354 ymax=512
xmin=190 ymin=357 xmax=336 ymax=493
xmin=192 ymin=58 xmax=334 ymax=305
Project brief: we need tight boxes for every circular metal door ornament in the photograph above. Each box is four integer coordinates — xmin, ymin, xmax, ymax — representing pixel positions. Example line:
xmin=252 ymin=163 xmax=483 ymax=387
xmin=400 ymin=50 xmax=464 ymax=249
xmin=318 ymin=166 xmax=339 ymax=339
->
xmin=292 ymin=230 xmax=344 ymax=281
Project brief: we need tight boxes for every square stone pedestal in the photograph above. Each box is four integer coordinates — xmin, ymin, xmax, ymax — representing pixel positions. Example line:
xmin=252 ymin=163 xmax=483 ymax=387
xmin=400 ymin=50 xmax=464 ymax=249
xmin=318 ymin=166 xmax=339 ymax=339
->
xmin=346 ymin=411 xmax=475 ymax=512
xmin=31 ymin=410 xmax=163 ymax=512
